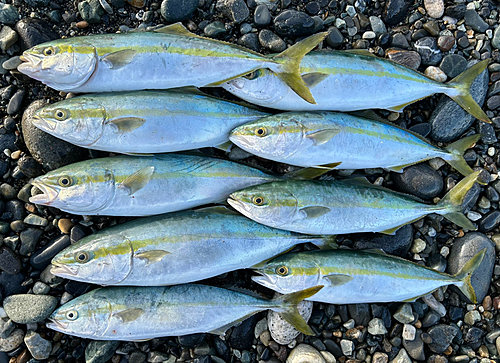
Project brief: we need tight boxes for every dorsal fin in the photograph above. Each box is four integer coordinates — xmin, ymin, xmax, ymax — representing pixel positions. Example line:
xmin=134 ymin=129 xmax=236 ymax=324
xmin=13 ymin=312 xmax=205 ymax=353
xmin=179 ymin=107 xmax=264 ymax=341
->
xmin=344 ymin=49 xmax=378 ymax=57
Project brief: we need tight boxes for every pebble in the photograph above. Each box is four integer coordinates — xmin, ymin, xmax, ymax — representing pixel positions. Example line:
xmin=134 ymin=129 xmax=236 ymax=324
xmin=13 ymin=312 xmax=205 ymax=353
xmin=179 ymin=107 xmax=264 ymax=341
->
xmin=424 ymin=0 xmax=444 ymax=18
xmin=216 ymin=0 xmax=249 ymax=23
xmin=32 ymin=282 xmax=50 ymax=295
xmin=440 ymin=54 xmax=467 ymax=79
xmin=16 ymin=18 xmax=58 ymax=51
xmin=24 ymin=214 xmax=47 ymax=227
xmin=391 ymin=33 xmax=409 ymax=49
xmin=286 ymin=344 xmax=325 ymax=363
xmin=0 ymin=318 xmax=14 ymax=340
xmin=394 ymin=303 xmax=414 ymax=324
xmin=403 ymin=329 xmax=425 ymax=360
xmin=411 ymin=238 xmax=426 ymax=254
xmin=373 ymin=352 xmax=389 ymax=363
xmin=446 ymin=232 xmax=495 ymax=303
xmin=78 ymin=0 xmax=105 ymax=23
xmin=386 ymin=49 xmax=421 ymax=70
xmin=402 ymin=324 xmax=416 ymax=341
xmin=326 ymin=27 xmax=343 ymax=48
xmin=17 ymin=157 xmax=41 ymax=178
xmin=19 ymin=228 xmax=43 ymax=256
xmin=229 ymin=315 xmax=257 ymax=350
xmin=383 ymin=0 xmax=412 ymax=25
xmin=0 ymin=329 xmax=23 ymax=352
xmin=178 ymin=333 xmax=205 ymax=348
xmin=429 ymin=60 xmax=488 ymax=142
xmin=348 ymin=303 xmax=370 ymax=326
xmin=85 ymin=341 xmax=120 ymax=363
xmin=464 ymin=9 xmax=488 ymax=33
xmin=160 ymin=0 xmax=198 ymax=22
xmin=437 ymin=35 xmax=455 ymax=52
xmin=392 ymin=163 xmax=443 ymax=200
xmin=3 ymin=294 xmax=57 ymax=324
xmin=0 ymin=27 xmax=17 ymax=52
xmin=340 ymin=339 xmax=354 ymax=356
xmin=30 ymin=235 xmax=71 ymax=270
xmin=274 ymin=10 xmax=315 ymax=36
xmin=427 ymin=324 xmax=459 ymax=353
xmin=7 ymin=90 xmax=25 ymax=116
xmin=351 ymin=224 xmax=412 ymax=257
xmin=0 ymin=4 xmax=19 ymax=26
xmin=391 ymin=348 xmax=411 ymax=363
xmin=259 ymin=29 xmax=286 ymax=52
xmin=479 ymin=210 xmax=500 ymax=232
xmin=254 ymin=4 xmax=271 ymax=26
xmin=203 ymin=21 xmax=226 ymax=37
xmin=493 ymin=26 xmax=500 ymax=49
xmin=0 ymin=248 xmax=20 ymax=275
xmin=24 ymin=331 xmax=51 ymax=360
xmin=414 ymin=37 xmax=442 ymax=66
xmin=368 ymin=318 xmax=387 ymax=335
xmin=268 ymin=298 xmax=312 ymax=345
xmin=238 ymin=33 xmax=260 ymax=52
xmin=369 ymin=16 xmax=387 ymax=34
xmin=424 ymin=66 xmax=447 ymax=82
xmin=464 ymin=310 xmax=481 ymax=325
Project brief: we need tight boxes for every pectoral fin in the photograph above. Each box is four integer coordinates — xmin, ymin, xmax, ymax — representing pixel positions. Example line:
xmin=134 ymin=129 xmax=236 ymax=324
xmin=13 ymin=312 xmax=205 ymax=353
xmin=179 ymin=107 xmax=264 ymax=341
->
xmin=135 ymin=250 xmax=171 ymax=265
xmin=299 ymin=206 xmax=331 ymax=219
xmin=102 ymin=49 xmax=138 ymax=69
xmin=287 ymin=163 xmax=341 ymax=179
xmin=302 ymin=73 xmax=329 ymax=88
xmin=153 ymin=23 xmax=197 ymax=36
xmin=107 ymin=117 xmax=146 ymax=133
xmin=113 ymin=308 xmax=144 ymax=323
xmin=120 ymin=166 xmax=155 ymax=196
xmin=345 ymin=49 xmax=377 ymax=57
xmin=215 ymin=141 xmax=233 ymax=152
xmin=323 ymin=274 xmax=353 ymax=286
xmin=306 ymin=129 xmax=340 ymax=145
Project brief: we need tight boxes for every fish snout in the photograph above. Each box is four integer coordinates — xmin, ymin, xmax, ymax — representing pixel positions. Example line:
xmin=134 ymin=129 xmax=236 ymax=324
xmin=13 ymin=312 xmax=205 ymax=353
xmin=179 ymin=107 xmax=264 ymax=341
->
xmin=251 ymin=272 xmax=278 ymax=289
xmin=18 ymin=54 xmax=42 ymax=72
xmin=29 ymin=182 xmax=59 ymax=205
xmin=31 ymin=114 xmax=57 ymax=132
xmin=46 ymin=317 xmax=68 ymax=331
xmin=51 ymin=263 xmax=78 ymax=277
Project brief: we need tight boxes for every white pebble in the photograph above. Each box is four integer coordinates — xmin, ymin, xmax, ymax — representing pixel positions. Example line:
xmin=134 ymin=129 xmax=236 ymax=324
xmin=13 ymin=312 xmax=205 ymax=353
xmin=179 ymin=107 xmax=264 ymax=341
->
xmin=428 ymin=158 xmax=446 ymax=170
xmin=286 ymin=344 xmax=326 ymax=363
xmin=402 ymin=324 xmax=416 ymax=341
xmin=467 ymin=211 xmax=482 ymax=221
xmin=411 ymin=238 xmax=426 ymax=254
xmin=340 ymin=339 xmax=354 ymax=356
xmin=488 ymin=147 xmax=495 ymax=156
xmin=363 ymin=31 xmax=376 ymax=39
xmin=268 ymin=295 xmax=313 ymax=345
xmin=343 ymin=319 xmax=355 ymax=329
xmin=440 ymin=246 xmax=450 ymax=258
xmin=427 ymin=227 xmax=436 ymax=237
xmin=0 ymin=308 xmax=7 ymax=319
xmin=424 ymin=66 xmax=447 ymax=82
xmin=321 ymin=351 xmax=336 ymax=363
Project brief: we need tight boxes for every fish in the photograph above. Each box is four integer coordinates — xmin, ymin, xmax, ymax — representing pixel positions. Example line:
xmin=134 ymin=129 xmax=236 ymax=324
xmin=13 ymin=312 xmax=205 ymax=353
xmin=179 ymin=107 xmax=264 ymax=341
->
xmin=227 ymin=171 xmax=481 ymax=235
xmin=251 ymin=248 xmax=486 ymax=304
xmin=228 ymin=111 xmax=479 ymax=176
xmin=31 ymin=89 xmax=269 ymax=153
xmin=29 ymin=153 xmax=326 ymax=216
xmin=17 ymin=23 xmax=328 ymax=104
xmin=222 ymin=51 xmax=490 ymax=123
xmin=50 ymin=206 xmax=337 ymax=286
xmin=46 ymin=284 xmax=323 ymax=340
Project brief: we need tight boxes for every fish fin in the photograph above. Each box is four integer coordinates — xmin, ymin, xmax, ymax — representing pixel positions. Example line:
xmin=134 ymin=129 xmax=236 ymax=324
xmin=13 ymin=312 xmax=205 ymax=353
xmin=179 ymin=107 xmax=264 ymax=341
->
xmin=306 ymin=128 xmax=340 ymax=145
xmin=152 ymin=22 xmax=197 ymax=36
xmin=363 ymin=248 xmax=387 ymax=255
xmin=443 ymin=134 xmax=481 ymax=178
xmin=445 ymin=59 xmax=491 ymax=123
xmin=323 ymin=274 xmax=353 ymax=286
xmin=349 ymin=110 xmax=388 ymax=123
xmin=214 ymin=141 xmax=233 ymax=152
xmin=120 ymin=166 xmax=155 ymax=196
xmin=102 ymin=49 xmax=138 ymax=69
xmin=344 ymin=49 xmax=378 ymax=57
xmin=310 ymin=235 xmax=338 ymax=250
xmin=379 ymin=216 xmax=424 ymax=235
xmin=299 ymin=206 xmax=331 ymax=219
xmin=313 ymin=162 xmax=342 ymax=170
xmin=107 ymin=117 xmax=146 ymax=133
xmin=130 ymin=339 xmax=152 ymax=342
xmin=453 ymin=248 xmax=487 ymax=304
xmin=194 ymin=206 xmax=240 ymax=215
xmin=271 ymin=32 xmax=328 ymax=104
xmin=436 ymin=171 xmax=481 ymax=230
xmin=272 ymin=286 xmax=323 ymax=335
xmin=113 ymin=308 xmax=144 ymax=323
xmin=135 ymin=250 xmax=171 ymax=265
xmin=287 ymin=163 xmax=341 ymax=180
xmin=120 ymin=152 xmax=154 ymax=156
xmin=302 ymin=73 xmax=329 ymax=88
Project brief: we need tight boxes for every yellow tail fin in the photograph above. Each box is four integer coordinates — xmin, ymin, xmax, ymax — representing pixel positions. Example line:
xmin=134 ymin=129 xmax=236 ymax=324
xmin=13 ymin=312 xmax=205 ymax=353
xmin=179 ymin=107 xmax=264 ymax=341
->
xmin=454 ymin=249 xmax=487 ymax=303
xmin=443 ymin=134 xmax=481 ymax=178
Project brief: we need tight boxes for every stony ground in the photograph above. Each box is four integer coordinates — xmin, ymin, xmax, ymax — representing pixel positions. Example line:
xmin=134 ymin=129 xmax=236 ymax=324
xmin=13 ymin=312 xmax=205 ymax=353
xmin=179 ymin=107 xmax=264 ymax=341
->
xmin=0 ymin=0 xmax=498 ymax=362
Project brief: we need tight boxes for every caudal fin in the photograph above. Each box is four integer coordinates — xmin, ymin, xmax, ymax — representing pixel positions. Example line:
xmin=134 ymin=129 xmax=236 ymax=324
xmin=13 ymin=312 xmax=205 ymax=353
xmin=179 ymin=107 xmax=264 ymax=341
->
xmin=445 ymin=59 xmax=491 ymax=123
xmin=443 ymin=134 xmax=481 ymax=177
xmin=435 ymin=171 xmax=481 ymax=230
xmin=271 ymin=286 xmax=323 ymax=335
xmin=271 ymin=32 xmax=328 ymax=105
xmin=454 ymin=249 xmax=487 ymax=303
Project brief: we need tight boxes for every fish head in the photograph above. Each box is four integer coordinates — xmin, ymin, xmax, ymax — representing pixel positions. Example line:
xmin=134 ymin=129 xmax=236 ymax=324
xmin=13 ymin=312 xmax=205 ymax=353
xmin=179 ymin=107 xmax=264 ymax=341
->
xmin=29 ymin=163 xmax=115 ymax=213
xmin=228 ymin=182 xmax=298 ymax=228
xmin=222 ymin=69 xmax=288 ymax=105
xmin=47 ymin=291 xmax=113 ymax=338
xmin=51 ymin=235 xmax=133 ymax=285
xmin=252 ymin=253 xmax=318 ymax=293
xmin=32 ymin=97 xmax=107 ymax=146
xmin=18 ymin=40 xmax=97 ymax=91
xmin=230 ymin=115 xmax=305 ymax=158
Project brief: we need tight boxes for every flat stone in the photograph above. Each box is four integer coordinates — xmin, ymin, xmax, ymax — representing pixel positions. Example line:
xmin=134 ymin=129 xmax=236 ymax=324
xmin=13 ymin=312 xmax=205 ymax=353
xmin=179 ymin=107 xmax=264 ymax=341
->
xmin=19 ymin=228 xmax=43 ymax=256
xmin=446 ymin=232 xmax=495 ymax=303
xmin=426 ymin=324 xmax=459 ymax=353
xmin=415 ymin=37 xmax=442 ymax=66
xmin=390 ymin=348 xmax=411 ymax=363
xmin=403 ymin=329 xmax=425 ymax=360
xmin=287 ymin=344 xmax=325 ymax=363
xmin=0 ymin=329 xmax=23 ymax=352
xmin=30 ymin=235 xmax=71 ymax=270
xmin=15 ymin=18 xmax=59 ymax=51
xmin=0 ymin=4 xmax=19 ymax=26
xmin=479 ymin=210 xmax=500 ymax=232
xmin=368 ymin=318 xmax=387 ymax=335
xmin=258 ymin=29 xmax=286 ymax=52
xmin=0 ymin=248 xmax=20 ymax=275
xmin=424 ymin=0 xmax=444 ymax=19
xmin=274 ymin=10 xmax=315 ymax=36
xmin=0 ymin=319 xmax=14 ymax=340
xmin=464 ymin=9 xmax=488 ymax=33
xmin=440 ymin=54 xmax=467 ymax=79
xmin=382 ymin=0 xmax=412 ymax=25
xmin=78 ymin=0 xmax=105 ymax=24
xmin=386 ymin=49 xmax=421 ymax=70
xmin=24 ymin=331 xmax=51 ymax=360
xmin=160 ymin=0 xmax=198 ymax=22
xmin=268 ymin=296 xmax=312 ymax=345
xmin=85 ymin=341 xmax=120 ymax=363
xmin=3 ymin=294 xmax=57 ymax=324
xmin=392 ymin=163 xmax=443 ymax=200
xmin=0 ymin=26 xmax=18 ymax=52
xmin=369 ymin=16 xmax=386 ymax=34
xmin=7 ymin=90 xmax=25 ymax=115
xmin=216 ymin=0 xmax=249 ymax=23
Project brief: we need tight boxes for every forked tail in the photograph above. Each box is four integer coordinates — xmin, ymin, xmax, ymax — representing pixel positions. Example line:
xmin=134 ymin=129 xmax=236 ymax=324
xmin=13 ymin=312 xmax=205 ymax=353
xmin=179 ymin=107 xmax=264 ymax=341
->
xmin=443 ymin=134 xmax=481 ymax=177
xmin=453 ymin=248 xmax=487 ymax=303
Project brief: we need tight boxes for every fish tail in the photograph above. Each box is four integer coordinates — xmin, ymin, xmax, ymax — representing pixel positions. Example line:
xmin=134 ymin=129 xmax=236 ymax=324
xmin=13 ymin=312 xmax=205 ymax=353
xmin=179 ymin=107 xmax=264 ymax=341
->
xmin=444 ymin=59 xmax=491 ymax=123
xmin=435 ymin=171 xmax=481 ymax=230
xmin=453 ymin=248 xmax=487 ymax=303
xmin=271 ymin=286 xmax=323 ymax=335
xmin=310 ymin=235 xmax=338 ymax=249
xmin=443 ymin=134 xmax=481 ymax=177
xmin=270 ymin=32 xmax=328 ymax=105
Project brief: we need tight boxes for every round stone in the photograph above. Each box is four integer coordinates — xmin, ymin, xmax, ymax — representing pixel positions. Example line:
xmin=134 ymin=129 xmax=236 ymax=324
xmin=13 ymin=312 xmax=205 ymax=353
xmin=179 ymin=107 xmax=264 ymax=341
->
xmin=424 ymin=66 xmax=447 ymax=82
xmin=440 ymin=54 xmax=467 ymax=79
xmin=254 ymin=4 xmax=271 ymax=26
xmin=160 ymin=0 xmax=198 ymax=22
xmin=3 ymin=294 xmax=58 ymax=324
xmin=424 ymin=0 xmax=444 ymax=19
xmin=368 ymin=318 xmax=387 ymax=335
xmin=392 ymin=163 xmax=443 ymax=200
xmin=287 ymin=344 xmax=326 ymax=363
xmin=274 ymin=10 xmax=315 ymax=36
xmin=0 ymin=329 xmax=23 ymax=352
xmin=258 ymin=29 xmax=286 ymax=52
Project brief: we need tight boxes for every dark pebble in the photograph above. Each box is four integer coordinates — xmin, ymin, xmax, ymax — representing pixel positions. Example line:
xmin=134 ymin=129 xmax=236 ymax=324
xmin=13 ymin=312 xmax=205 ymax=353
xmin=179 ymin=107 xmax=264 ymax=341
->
xmin=326 ymin=27 xmax=343 ymax=48
xmin=0 ymin=184 xmax=16 ymax=200
xmin=254 ymin=4 xmax=271 ymax=26
xmin=0 ymin=4 xmax=19 ymax=26
xmin=0 ymin=247 xmax=20 ymax=275
xmin=351 ymin=224 xmax=413 ymax=257
xmin=305 ymin=1 xmax=320 ymax=15
xmin=15 ymin=18 xmax=59 ymax=51
xmin=17 ymin=156 xmax=41 ymax=178
xmin=421 ymin=311 xmax=441 ymax=328
xmin=3 ymin=118 xmax=15 ymax=132
xmin=129 ymin=352 xmax=146 ymax=363
xmin=70 ymin=225 xmax=88 ymax=244
xmin=446 ymin=232 xmax=495 ymax=303
xmin=64 ymin=280 xmax=91 ymax=296
xmin=386 ymin=49 xmax=421 ymax=70
xmin=390 ymin=32 xmax=409 ymax=49
xmin=348 ymin=303 xmax=370 ymax=326
xmin=445 ymin=4 xmax=465 ymax=19
xmin=160 ymin=0 xmax=198 ymax=22
xmin=203 ymin=21 xmax=226 ymax=38
xmin=177 ymin=333 xmax=206 ymax=348
xmin=479 ymin=210 xmax=500 ymax=232
xmin=487 ymin=95 xmax=500 ymax=110
xmin=213 ymin=337 xmax=230 ymax=362
xmin=392 ymin=163 xmax=443 ymax=200
xmin=228 ymin=314 xmax=258 ymax=350
xmin=382 ymin=0 xmax=412 ymax=25
xmin=77 ymin=0 xmax=104 ymax=24
xmin=216 ymin=0 xmax=249 ymax=23
xmin=5 ymin=200 xmax=26 ymax=221
xmin=408 ymin=123 xmax=431 ymax=137
xmin=464 ymin=9 xmax=489 ymax=33
xmin=415 ymin=37 xmax=442 ymax=66
xmin=19 ymin=228 xmax=43 ymax=256
xmin=274 ymin=10 xmax=315 ymax=36
xmin=22 ymin=100 xmax=89 ymax=171
xmin=437 ymin=35 xmax=455 ymax=52
xmin=7 ymin=90 xmax=25 ymax=116
xmin=85 ymin=341 xmax=120 ymax=363
xmin=258 ymin=29 xmax=286 ymax=52
xmin=0 ymin=272 xmax=28 ymax=297
xmin=426 ymin=254 xmax=446 ymax=272
xmin=429 ymin=60 xmax=489 ymax=142
xmin=371 ymin=305 xmax=391 ymax=328
xmin=30 ymin=235 xmax=71 ymax=270
xmin=403 ymin=329 xmax=425 ymax=360
xmin=447 ymin=306 xmax=464 ymax=322
xmin=440 ymin=54 xmax=467 ymax=79
xmin=0 ymin=130 xmax=17 ymax=153
xmin=463 ymin=326 xmax=484 ymax=345
xmin=426 ymin=324 xmax=459 ymax=354
xmin=238 ymin=33 xmax=261 ymax=52
xmin=478 ymin=122 xmax=497 ymax=143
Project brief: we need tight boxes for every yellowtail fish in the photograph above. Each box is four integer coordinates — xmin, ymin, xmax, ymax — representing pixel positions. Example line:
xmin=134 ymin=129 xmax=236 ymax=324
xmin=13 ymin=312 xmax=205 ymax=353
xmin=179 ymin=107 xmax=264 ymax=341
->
xmin=29 ymin=154 xmax=325 ymax=216
xmin=17 ymin=23 xmax=328 ymax=104
xmin=50 ymin=206 xmax=336 ymax=286
xmin=222 ymin=51 xmax=490 ymax=123
xmin=46 ymin=284 xmax=323 ymax=340
xmin=252 ymin=249 xmax=486 ymax=304
xmin=229 ymin=111 xmax=479 ymax=176
xmin=228 ymin=171 xmax=481 ymax=235
xmin=31 ymin=90 xmax=269 ymax=153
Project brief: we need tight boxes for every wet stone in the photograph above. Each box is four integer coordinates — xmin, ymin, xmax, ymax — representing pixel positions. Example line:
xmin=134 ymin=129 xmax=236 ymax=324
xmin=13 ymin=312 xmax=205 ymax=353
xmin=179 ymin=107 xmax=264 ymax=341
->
xmin=447 ymin=232 xmax=495 ymax=304
xmin=287 ymin=344 xmax=325 ymax=363
xmin=216 ymin=0 xmax=249 ymax=23
xmin=0 ymin=319 xmax=14 ymax=340
xmin=440 ymin=54 xmax=467 ymax=79
xmin=382 ymin=0 xmax=412 ymax=25
xmin=479 ymin=211 xmax=500 ymax=232
xmin=464 ymin=9 xmax=488 ymax=33
xmin=30 ymin=235 xmax=71 ymax=270
xmin=7 ymin=90 xmax=25 ymax=116
xmin=351 ymin=224 xmax=412 ymax=257
xmin=85 ymin=341 xmax=120 ymax=363
xmin=274 ymin=10 xmax=315 ymax=36
xmin=19 ymin=228 xmax=43 ymax=256
xmin=24 ymin=332 xmax=51 ymax=360
xmin=415 ymin=37 xmax=442 ymax=66
xmin=326 ymin=27 xmax=343 ymax=48
xmin=254 ymin=4 xmax=271 ymax=26
xmin=0 ymin=248 xmax=20 ymax=275
xmin=78 ymin=0 xmax=105 ymax=24
xmin=15 ymin=18 xmax=59 ymax=51
xmin=160 ymin=0 xmax=198 ymax=22
xmin=386 ymin=50 xmax=421 ymax=70
xmin=0 ymin=329 xmax=23 ymax=352
xmin=203 ymin=21 xmax=226 ymax=37
xmin=392 ymin=163 xmax=443 ymax=200
xmin=258 ymin=29 xmax=286 ymax=52
xmin=0 ymin=26 xmax=17 ymax=52
xmin=427 ymin=324 xmax=459 ymax=353
xmin=3 ymin=294 xmax=57 ymax=324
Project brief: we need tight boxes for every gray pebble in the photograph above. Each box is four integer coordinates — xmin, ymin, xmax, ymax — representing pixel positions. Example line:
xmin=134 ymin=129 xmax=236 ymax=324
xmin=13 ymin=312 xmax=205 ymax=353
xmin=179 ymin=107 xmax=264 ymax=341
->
xmin=391 ymin=348 xmax=411 ymax=363
xmin=254 ymin=4 xmax=270 ymax=26
xmin=24 ymin=331 xmax=51 ymax=360
xmin=3 ymin=294 xmax=57 ymax=324
xmin=203 ymin=21 xmax=226 ymax=38
xmin=78 ymin=0 xmax=105 ymax=24
xmin=393 ymin=303 xmax=414 ymax=324
xmin=32 ymin=282 xmax=50 ymax=295
xmin=426 ymin=324 xmax=459 ymax=353
xmin=0 ymin=319 xmax=15 ymax=340
xmin=216 ymin=0 xmax=249 ymax=23
xmin=0 ymin=329 xmax=23 ymax=352
xmin=440 ymin=54 xmax=467 ymax=79
xmin=386 ymin=50 xmax=421 ymax=70
xmin=369 ymin=16 xmax=386 ymax=34
xmin=414 ymin=37 xmax=442 ymax=66
xmin=402 ymin=329 xmax=425 ymax=360
xmin=392 ymin=163 xmax=443 ymax=200
xmin=368 ymin=318 xmax=387 ymax=335
xmin=2 ymin=56 xmax=22 ymax=71
xmin=340 ymin=339 xmax=354 ymax=356
xmin=326 ymin=27 xmax=343 ymax=48
xmin=274 ymin=10 xmax=315 ymax=37
xmin=0 ymin=27 xmax=17 ymax=52
xmin=160 ymin=0 xmax=198 ymax=22
xmin=23 ymin=214 xmax=48 ymax=227
xmin=85 ymin=341 xmax=120 ymax=363
xmin=424 ymin=0 xmax=443 ymax=19
xmin=464 ymin=9 xmax=488 ymax=33
xmin=390 ymin=32 xmax=409 ymax=49
xmin=238 ymin=33 xmax=260 ymax=52
xmin=0 ymin=4 xmax=19 ymax=26
xmin=7 ymin=90 xmax=25 ymax=115
xmin=492 ymin=26 xmax=500 ymax=50
xmin=19 ymin=227 xmax=43 ymax=255
xmin=258 ymin=29 xmax=286 ymax=52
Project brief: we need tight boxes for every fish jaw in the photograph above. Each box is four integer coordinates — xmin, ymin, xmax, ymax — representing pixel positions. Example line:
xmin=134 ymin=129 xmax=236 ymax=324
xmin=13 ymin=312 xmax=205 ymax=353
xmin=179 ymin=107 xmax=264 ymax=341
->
xmin=18 ymin=54 xmax=43 ymax=78
xmin=50 ymin=263 xmax=78 ymax=278
xmin=31 ymin=113 xmax=57 ymax=132
xmin=29 ymin=181 xmax=59 ymax=205
xmin=46 ymin=317 xmax=69 ymax=331
xmin=251 ymin=272 xmax=279 ymax=290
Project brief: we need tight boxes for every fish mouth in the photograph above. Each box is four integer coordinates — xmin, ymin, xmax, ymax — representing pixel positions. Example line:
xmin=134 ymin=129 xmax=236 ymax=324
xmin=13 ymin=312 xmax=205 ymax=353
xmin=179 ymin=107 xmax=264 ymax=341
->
xmin=31 ymin=114 xmax=57 ymax=132
xmin=29 ymin=181 xmax=58 ymax=205
xmin=50 ymin=263 xmax=78 ymax=277
xmin=251 ymin=272 xmax=278 ymax=289
xmin=227 ymin=196 xmax=245 ymax=212
xmin=46 ymin=317 xmax=69 ymax=331
xmin=17 ymin=53 xmax=42 ymax=74
xmin=228 ymin=133 xmax=253 ymax=150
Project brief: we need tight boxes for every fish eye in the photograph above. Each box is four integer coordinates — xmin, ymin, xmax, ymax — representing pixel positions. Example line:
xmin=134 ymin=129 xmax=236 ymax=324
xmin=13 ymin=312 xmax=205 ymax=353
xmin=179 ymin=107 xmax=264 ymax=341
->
xmin=243 ymin=69 xmax=261 ymax=80
xmin=58 ymin=176 xmax=73 ymax=187
xmin=255 ymin=127 xmax=267 ymax=137
xmin=252 ymin=196 xmax=265 ymax=206
xmin=75 ymin=251 xmax=90 ymax=263
xmin=276 ymin=266 xmax=289 ymax=276
xmin=43 ymin=47 xmax=55 ymax=56
xmin=66 ymin=310 xmax=78 ymax=321
xmin=54 ymin=109 xmax=68 ymax=121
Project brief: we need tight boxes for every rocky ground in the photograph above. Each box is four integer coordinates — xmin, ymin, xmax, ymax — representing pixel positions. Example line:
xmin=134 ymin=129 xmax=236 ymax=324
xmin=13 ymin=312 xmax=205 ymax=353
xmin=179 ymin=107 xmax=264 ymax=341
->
xmin=0 ymin=0 xmax=498 ymax=362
